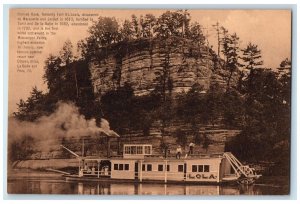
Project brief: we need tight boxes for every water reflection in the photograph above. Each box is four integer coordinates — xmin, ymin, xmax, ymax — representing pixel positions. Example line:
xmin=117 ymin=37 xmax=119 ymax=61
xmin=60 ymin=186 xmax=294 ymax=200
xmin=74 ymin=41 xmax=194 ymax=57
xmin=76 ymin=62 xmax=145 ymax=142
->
xmin=7 ymin=177 xmax=289 ymax=195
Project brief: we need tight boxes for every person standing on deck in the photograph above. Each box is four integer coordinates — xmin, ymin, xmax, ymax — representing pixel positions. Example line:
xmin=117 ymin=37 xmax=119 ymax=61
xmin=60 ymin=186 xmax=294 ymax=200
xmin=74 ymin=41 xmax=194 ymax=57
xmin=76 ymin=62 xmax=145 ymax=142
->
xmin=189 ymin=142 xmax=195 ymax=155
xmin=176 ymin=145 xmax=182 ymax=159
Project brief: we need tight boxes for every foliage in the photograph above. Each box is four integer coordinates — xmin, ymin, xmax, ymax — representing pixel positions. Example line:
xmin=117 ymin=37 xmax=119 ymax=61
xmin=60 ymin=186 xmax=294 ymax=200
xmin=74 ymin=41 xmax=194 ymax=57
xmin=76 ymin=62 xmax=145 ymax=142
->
xmin=176 ymin=128 xmax=188 ymax=146
xmin=9 ymin=136 xmax=35 ymax=161
xmin=100 ymin=84 xmax=162 ymax=136
xmin=189 ymin=22 xmax=206 ymax=45
xmin=225 ymin=63 xmax=291 ymax=175
xmin=240 ymin=42 xmax=263 ymax=72
xmin=13 ymin=87 xmax=49 ymax=121
xmin=194 ymin=132 xmax=202 ymax=145
xmin=222 ymin=90 xmax=245 ymax=128
xmin=140 ymin=14 xmax=156 ymax=38
xmin=221 ymin=32 xmax=241 ymax=91
xmin=205 ymin=82 xmax=224 ymax=126
xmin=59 ymin=40 xmax=74 ymax=65
xmin=202 ymin=133 xmax=212 ymax=153
xmin=88 ymin=17 xmax=121 ymax=47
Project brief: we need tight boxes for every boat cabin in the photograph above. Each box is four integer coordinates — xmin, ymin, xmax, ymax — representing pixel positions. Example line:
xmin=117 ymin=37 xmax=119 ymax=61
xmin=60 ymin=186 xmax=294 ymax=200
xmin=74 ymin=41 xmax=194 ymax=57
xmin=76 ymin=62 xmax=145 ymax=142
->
xmin=71 ymin=144 xmax=260 ymax=184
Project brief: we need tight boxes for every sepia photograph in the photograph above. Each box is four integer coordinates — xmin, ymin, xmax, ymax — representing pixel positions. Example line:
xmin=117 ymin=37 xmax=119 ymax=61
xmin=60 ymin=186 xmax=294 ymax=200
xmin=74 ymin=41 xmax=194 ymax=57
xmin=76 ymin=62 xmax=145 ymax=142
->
xmin=7 ymin=7 xmax=292 ymax=196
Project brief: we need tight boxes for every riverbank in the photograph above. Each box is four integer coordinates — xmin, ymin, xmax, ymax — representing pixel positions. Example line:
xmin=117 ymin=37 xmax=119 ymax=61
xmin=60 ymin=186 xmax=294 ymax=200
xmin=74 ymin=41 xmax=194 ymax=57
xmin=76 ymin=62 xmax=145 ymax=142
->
xmin=7 ymin=168 xmax=63 ymax=181
xmin=11 ymin=159 xmax=79 ymax=170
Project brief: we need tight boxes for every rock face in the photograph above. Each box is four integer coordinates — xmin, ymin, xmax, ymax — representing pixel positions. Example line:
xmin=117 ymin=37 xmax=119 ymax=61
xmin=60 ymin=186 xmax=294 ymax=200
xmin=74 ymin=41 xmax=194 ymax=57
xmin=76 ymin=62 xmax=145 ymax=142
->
xmin=89 ymin=37 xmax=231 ymax=98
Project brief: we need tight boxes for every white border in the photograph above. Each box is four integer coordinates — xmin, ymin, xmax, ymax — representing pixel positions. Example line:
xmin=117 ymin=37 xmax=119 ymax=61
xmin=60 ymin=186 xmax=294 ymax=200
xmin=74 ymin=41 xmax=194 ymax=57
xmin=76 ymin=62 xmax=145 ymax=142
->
xmin=1 ymin=0 xmax=299 ymax=203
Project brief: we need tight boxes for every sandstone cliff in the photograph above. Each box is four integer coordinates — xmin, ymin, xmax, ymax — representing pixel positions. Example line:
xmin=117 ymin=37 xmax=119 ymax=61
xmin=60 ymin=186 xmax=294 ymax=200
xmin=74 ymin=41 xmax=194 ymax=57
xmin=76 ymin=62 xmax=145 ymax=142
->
xmin=89 ymin=37 xmax=236 ymax=98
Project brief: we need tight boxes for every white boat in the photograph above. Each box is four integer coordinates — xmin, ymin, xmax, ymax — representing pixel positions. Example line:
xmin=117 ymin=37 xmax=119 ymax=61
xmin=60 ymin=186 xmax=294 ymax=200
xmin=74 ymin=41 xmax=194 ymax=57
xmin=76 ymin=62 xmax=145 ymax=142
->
xmin=62 ymin=144 xmax=261 ymax=185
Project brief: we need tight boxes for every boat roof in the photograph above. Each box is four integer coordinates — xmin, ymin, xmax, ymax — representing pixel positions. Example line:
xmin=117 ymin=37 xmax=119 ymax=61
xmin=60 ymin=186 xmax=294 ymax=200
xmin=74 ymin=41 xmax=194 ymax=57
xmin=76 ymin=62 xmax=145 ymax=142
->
xmin=81 ymin=153 xmax=225 ymax=161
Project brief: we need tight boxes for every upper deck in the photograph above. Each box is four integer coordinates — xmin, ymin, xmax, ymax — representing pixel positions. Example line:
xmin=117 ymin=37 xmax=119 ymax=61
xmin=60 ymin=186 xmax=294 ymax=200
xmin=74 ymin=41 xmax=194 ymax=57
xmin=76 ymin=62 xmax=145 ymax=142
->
xmin=81 ymin=143 xmax=225 ymax=160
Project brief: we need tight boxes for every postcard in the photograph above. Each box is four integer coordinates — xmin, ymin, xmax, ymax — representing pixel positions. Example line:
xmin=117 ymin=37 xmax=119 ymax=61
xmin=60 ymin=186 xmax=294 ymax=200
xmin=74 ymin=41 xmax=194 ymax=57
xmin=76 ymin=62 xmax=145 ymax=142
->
xmin=7 ymin=8 xmax=292 ymax=195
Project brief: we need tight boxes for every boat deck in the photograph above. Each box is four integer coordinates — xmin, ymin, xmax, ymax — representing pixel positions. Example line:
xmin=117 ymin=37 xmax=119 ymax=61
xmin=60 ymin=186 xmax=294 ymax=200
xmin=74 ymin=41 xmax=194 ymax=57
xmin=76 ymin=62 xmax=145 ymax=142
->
xmin=81 ymin=152 xmax=225 ymax=161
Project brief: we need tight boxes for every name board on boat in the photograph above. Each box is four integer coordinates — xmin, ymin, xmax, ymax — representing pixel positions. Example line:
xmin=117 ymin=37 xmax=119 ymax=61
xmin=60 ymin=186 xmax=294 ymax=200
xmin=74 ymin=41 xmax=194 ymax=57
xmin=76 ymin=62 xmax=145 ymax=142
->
xmin=188 ymin=174 xmax=217 ymax=180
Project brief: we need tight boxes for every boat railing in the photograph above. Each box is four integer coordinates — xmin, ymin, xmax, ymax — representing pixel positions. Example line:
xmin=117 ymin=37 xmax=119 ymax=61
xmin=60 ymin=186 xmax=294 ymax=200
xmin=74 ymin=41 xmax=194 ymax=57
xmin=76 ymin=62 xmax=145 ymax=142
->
xmin=143 ymin=152 xmax=224 ymax=159
xmin=86 ymin=152 xmax=225 ymax=159
xmin=81 ymin=169 xmax=111 ymax=177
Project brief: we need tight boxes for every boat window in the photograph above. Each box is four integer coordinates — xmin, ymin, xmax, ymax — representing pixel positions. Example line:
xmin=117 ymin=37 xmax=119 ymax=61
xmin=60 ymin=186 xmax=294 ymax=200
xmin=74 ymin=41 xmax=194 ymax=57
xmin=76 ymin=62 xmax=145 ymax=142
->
xmin=142 ymin=164 xmax=145 ymax=171
xmin=137 ymin=146 xmax=143 ymax=154
xmin=130 ymin=146 xmax=137 ymax=154
xmin=178 ymin=165 xmax=184 ymax=172
xmin=166 ymin=165 xmax=170 ymax=171
xmin=204 ymin=165 xmax=210 ymax=172
xmin=144 ymin=146 xmax=151 ymax=154
xmin=125 ymin=146 xmax=130 ymax=154
xmin=198 ymin=165 xmax=204 ymax=172
xmin=125 ymin=164 xmax=129 ymax=170
xmin=192 ymin=165 xmax=197 ymax=172
xmin=114 ymin=164 xmax=118 ymax=170
xmin=124 ymin=144 xmax=153 ymax=155
xmin=147 ymin=164 xmax=152 ymax=171
xmin=158 ymin=164 xmax=163 ymax=171
xmin=193 ymin=165 xmax=210 ymax=172
xmin=119 ymin=164 xmax=124 ymax=170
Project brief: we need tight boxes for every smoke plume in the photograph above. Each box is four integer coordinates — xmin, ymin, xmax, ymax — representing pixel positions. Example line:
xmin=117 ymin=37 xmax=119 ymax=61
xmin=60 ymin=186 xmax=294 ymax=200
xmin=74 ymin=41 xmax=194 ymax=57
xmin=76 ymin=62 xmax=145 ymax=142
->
xmin=8 ymin=102 xmax=119 ymax=152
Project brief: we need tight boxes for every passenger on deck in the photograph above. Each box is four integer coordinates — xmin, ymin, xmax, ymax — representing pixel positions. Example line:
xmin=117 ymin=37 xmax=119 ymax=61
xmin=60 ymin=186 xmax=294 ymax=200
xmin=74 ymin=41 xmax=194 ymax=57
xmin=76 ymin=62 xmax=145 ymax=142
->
xmin=189 ymin=142 xmax=195 ymax=155
xmin=87 ymin=167 xmax=91 ymax=173
xmin=176 ymin=146 xmax=182 ymax=159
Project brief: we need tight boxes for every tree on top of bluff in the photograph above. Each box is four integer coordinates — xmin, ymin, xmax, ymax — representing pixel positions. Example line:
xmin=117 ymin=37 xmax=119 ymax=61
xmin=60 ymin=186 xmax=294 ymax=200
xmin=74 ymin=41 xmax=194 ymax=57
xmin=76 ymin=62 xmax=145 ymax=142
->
xmin=77 ymin=10 xmax=205 ymax=60
xmin=140 ymin=14 xmax=157 ymax=38
xmin=88 ymin=17 xmax=120 ymax=47
xmin=155 ymin=10 xmax=191 ymax=39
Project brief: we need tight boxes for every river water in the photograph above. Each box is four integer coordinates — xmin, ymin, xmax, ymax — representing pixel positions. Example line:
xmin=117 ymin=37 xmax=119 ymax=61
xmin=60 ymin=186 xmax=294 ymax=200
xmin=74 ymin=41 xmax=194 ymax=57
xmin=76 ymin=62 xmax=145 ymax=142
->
xmin=7 ymin=170 xmax=289 ymax=195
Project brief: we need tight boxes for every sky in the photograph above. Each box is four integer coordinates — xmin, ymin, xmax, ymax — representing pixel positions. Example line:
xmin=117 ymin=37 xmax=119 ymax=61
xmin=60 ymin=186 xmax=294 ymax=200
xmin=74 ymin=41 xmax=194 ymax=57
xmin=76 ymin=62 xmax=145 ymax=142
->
xmin=8 ymin=9 xmax=291 ymax=114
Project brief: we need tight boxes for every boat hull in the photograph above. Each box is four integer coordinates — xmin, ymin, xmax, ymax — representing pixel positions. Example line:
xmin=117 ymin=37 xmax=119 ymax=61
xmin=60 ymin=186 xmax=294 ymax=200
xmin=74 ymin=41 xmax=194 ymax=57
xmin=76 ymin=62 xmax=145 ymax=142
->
xmin=64 ymin=175 xmax=238 ymax=185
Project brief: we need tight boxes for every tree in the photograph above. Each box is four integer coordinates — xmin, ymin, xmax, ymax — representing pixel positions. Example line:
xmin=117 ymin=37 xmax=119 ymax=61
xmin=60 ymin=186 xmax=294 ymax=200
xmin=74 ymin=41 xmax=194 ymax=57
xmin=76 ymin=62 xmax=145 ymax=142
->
xmin=131 ymin=14 xmax=141 ymax=39
xmin=9 ymin=136 xmax=35 ymax=161
xmin=212 ymin=22 xmax=221 ymax=56
xmin=240 ymin=43 xmax=264 ymax=103
xmin=100 ymin=83 xmax=134 ymax=134
xmin=140 ymin=14 xmax=156 ymax=38
xmin=189 ymin=22 xmax=206 ymax=45
xmin=177 ymin=83 xmax=206 ymax=124
xmin=222 ymin=90 xmax=245 ymax=128
xmin=178 ymin=9 xmax=191 ymax=38
xmin=225 ymin=67 xmax=291 ymax=173
xmin=176 ymin=128 xmax=187 ymax=146
xmin=59 ymin=40 xmax=74 ymax=65
xmin=120 ymin=19 xmax=134 ymax=41
xmin=219 ymin=26 xmax=228 ymax=58
xmin=222 ymin=32 xmax=241 ymax=91
xmin=205 ymin=82 xmax=224 ymax=126
xmin=278 ymin=58 xmax=291 ymax=78
xmin=155 ymin=10 xmax=191 ymax=38
xmin=194 ymin=131 xmax=202 ymax=145
xmin=44 ymin=45 xmax=77 ymax=101
xmin=13 ymin=87 xmax=47 ymax=121
xmin=202 ymin=133 xmax=211 ymax=153
xmin=279 ymin=58 xmax=291 ymax=106
xmin=43 ymin=54 xmax=62 ymax=93
xmin=87 ymin=17 xmax=120 ymax=50
xmin=240 ymin=42 xmax=263 ymax=73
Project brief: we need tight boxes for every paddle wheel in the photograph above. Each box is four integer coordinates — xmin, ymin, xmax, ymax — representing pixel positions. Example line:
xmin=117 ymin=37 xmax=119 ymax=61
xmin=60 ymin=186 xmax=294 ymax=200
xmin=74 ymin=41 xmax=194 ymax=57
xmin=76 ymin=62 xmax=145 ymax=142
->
xmin=223 ymin=152 xmax=261 ymax=185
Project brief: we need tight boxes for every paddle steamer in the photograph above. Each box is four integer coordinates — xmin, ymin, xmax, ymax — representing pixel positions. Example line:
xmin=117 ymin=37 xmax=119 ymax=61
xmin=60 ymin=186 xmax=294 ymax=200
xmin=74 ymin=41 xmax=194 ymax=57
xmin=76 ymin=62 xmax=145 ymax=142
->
xmin=62 ymin=143 xmax=261 ymax=185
